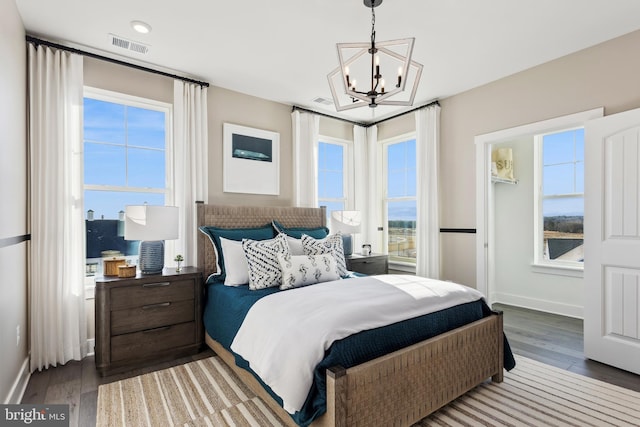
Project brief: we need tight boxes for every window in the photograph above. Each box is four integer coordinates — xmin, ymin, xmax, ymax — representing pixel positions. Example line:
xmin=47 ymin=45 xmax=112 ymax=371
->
xmin=318 ymin=139 xmax=348 ymax=223
xmin=83 ymin=88 xmax=171 ymax=275
xmin=534 ymin=127 xmax=584 ymax=267
xmin=384 ymin=137 xmax=417 ymax=264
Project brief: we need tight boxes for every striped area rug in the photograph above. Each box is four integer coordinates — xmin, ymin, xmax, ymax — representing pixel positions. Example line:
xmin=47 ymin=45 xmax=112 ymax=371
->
xmin=97 ymin=355 xmax=640 ymax=426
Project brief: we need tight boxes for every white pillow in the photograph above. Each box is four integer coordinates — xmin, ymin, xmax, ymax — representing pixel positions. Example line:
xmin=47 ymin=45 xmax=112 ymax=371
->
xmin=301 ymin=233 xmax=347 ymax=277
xmin=219 ymin=237 xmax=249 ymax=286
xmin=286 ymin=235 xmax=304 ymax=256
xmin=242 ymin=233 xmax=290 ymax=290
xmin=278 ymin=253 xmax=340 ymax=290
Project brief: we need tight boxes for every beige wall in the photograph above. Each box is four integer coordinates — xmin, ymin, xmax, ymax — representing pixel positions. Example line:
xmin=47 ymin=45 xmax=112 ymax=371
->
xmin=0 ymin=0 xmax=28 ymax=404
xmin=208 ymin=86 xmax=293 ymax=206
xmin=439 ymin=29 xmax=640 ymax=288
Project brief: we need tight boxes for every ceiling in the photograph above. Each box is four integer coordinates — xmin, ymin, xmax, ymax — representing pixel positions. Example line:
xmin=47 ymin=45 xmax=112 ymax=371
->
xmin=15 ymin=0 xmax=640 ymax=124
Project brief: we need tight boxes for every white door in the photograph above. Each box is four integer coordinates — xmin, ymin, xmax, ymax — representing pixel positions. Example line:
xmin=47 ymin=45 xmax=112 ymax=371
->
xmin=584 ymin=108 xmax=640 ymax=375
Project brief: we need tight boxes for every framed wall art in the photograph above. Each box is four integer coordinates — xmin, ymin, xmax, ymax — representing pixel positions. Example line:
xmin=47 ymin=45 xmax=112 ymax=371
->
xmin=223 ymin=123 xmax=280 ymax=195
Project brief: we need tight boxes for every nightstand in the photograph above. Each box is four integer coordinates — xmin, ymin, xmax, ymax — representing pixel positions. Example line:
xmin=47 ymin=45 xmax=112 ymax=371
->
xmin=345 ymin=253 xmax=389 ymax=275
xmin=95 ymin=267 xmax=203 ymax=376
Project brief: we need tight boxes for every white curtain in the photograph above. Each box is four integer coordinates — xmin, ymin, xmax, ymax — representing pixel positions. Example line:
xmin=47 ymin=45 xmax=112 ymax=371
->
xmin=291 ymin=110 xmax=319 ymax=207
xmin=173 ymin=80 xmax=209 ymax=267
xmin=415 ymin=104 xmax=441 ymax=278
xmin=353 ymin=124 xmax=382 ymax=253
xmin=28 ymin=44 xmax=87 ymax=371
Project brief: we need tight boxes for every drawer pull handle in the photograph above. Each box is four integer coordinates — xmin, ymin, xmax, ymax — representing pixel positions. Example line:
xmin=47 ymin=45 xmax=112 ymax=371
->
xmin=142 ymin=302 xmax=171 ymax=310
xmin=142 ymin=326 xmax=171 ymax=334
xmin=142 ymin=282 xmax=171 ymax=288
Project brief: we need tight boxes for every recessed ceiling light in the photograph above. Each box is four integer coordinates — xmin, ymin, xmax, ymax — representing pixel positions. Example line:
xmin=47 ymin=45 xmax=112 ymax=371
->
xmin=131 ymin=20 xmax=152 ymax=34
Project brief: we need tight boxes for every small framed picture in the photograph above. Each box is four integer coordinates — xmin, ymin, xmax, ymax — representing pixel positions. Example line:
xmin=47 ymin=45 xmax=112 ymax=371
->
xmin=223 ymin=123 xmax=280 ymax=195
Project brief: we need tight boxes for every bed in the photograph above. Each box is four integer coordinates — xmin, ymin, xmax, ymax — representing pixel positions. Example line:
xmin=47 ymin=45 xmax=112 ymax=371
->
xmin=196 ymin=203 xmax=514 ymax=427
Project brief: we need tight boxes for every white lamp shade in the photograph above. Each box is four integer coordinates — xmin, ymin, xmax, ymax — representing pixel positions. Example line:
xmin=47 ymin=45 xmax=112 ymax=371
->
xmin=124 ymin=205 xmax=179 ymax=241
xmin=331 ymin=210 xmax=362 ymax=234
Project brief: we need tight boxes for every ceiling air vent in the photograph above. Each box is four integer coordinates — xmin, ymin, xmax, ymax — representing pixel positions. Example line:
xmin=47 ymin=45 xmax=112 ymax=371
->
xmin=313 ymin=97 xmax=333 ymax=106
xmin=108 ymin=33 xmax=150 ymax=55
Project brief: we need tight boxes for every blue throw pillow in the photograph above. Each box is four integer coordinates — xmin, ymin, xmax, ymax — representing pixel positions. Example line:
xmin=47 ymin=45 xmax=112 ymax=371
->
xmin=199 ymin=224 xmax=275 ymax=284
xmin=272 ymin=220 xmax=329 ymax=239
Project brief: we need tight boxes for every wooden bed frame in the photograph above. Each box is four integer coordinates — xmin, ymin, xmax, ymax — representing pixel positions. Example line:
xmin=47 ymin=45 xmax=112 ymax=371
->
xmin=196 ymin=203 xmax=504 ymax=427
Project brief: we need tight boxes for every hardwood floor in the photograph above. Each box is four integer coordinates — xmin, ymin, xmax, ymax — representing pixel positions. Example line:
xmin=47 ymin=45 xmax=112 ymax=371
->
xmin=20 ymin=304 xmax=640 ymax=427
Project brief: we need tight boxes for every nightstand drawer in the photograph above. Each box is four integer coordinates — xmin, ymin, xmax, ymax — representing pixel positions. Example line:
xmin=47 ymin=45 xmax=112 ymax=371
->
xmin=110 ymin=279 xmax=195 ymax=310
xmin=111 ymin=321 xmax=196 ymax=362
xmin=111 ymin=299 xmax=195 ymax=335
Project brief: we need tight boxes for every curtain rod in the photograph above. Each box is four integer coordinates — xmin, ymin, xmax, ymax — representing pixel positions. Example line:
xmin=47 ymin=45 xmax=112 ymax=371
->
xmin=26 ymin=35 xmax=209 ymax=88
xmin=292 ymin=100 xmax=440 ymax=128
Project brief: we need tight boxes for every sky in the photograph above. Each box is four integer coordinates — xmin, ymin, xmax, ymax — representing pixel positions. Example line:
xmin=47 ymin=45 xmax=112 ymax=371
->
xmin=542 ymin=128 xmax=584 ymax=217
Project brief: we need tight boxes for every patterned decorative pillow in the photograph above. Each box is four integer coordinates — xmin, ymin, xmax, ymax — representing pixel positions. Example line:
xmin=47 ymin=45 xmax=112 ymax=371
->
xmin=278 ymin=253 xmax=340 ymax=290
xmin=301 ymin=233 xmax=347 ymax=277
xmin=242 ymin=233 xmax=290 ymax=290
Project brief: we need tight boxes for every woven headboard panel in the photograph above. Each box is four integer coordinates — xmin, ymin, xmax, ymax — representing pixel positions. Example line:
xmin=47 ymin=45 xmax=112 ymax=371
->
xmin=196 ymin=203 xmax=327 ymax=281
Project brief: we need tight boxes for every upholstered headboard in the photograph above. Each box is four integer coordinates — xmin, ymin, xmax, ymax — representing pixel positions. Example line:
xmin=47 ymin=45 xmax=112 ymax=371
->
xmin=196 ymin=203 xmax=327 ymax=281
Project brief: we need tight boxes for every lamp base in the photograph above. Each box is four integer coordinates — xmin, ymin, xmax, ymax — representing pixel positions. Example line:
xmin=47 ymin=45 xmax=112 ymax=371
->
xmin=139 ymin=240 xmax=164 ymax=274
xmin=342 ymin=235 xmax=353 ymax=256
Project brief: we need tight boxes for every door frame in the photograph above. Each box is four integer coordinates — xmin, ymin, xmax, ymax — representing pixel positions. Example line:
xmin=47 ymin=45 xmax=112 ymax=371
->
xmin=474 ymin=108 xmax=603 ymax=304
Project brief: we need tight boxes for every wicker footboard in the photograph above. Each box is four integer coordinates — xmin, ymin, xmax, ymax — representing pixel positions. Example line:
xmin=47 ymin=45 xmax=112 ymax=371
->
xmin=206 ymin=311 xmax=504 ymax=427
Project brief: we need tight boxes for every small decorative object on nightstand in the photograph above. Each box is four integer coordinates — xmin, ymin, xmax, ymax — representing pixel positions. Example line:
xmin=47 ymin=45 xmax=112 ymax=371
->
xmin=174 ymin=254 xmax=184 ymax=272
xmin=345 ymin=253 xmax=388 ymax=275
xmin=95 ymin=266 xmax=203 ymax=376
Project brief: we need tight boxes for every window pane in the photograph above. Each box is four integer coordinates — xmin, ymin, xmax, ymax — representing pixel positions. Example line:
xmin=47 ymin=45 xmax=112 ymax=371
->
xmin=576 ymin=162 xmax=584 ymax=193
xmin=84 ymin=142 xmax=126 ymax=186
xmin=127 ymin=107 xmax=166 ymax=149
xmin=542 ymin=196 xmax=584 ymax=262
xmin=543 ymin=130 xmax=575 ymax=165
xmin=84 ymin=98 xmax=125 ymax=144
xmin=543 ymin=163 xmax=574 ymax=195
xmin=387 ymin=139 xmax=416 ymax=198
xmin=318 ymin=142 xmax=344 ymax=200
xmin=318 ymin=171 xmax=343 ymax=198
xmin=387 ymin=200 xmax=416 ymax=262
xmin=128 ymin=147 xmax=166 ymax=188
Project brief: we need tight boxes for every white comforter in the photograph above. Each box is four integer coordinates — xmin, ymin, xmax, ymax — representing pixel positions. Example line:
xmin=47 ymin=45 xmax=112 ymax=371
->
xmin=230 ymin=274 xmax=484 ymax=414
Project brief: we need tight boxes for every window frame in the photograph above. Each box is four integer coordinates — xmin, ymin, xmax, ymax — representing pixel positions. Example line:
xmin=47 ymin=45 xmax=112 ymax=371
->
xmin=381 ymin=132 xmax=417 ymax=267
xmin=317 ymin=135 xmax=354 ymax=221
xmin=83 ymin=87 xmax=173 ymax=279
xmin=533 ymin=126 xmax=584 ymax=272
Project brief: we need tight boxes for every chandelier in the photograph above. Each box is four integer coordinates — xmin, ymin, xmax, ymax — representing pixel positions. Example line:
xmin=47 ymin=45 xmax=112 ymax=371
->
xmin=327 ymin=0 xmax=423 ymax=111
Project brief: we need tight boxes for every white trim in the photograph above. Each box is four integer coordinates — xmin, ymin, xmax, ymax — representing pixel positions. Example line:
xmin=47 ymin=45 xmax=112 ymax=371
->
xmin=475 ymin=108 xmax=603 ymax=302
xmin=493 ymin=292 xmax=583 ymax=319
xmin=4 ymin=357 xmax=30 ymax=404
xmin=531 ymin=263 xmax=584 ymax=278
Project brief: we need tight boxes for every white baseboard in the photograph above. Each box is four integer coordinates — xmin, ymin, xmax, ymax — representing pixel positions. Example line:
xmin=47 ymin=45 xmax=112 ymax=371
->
xmin=493 ymin=292 xmax=583 ymax=319
xmin=4 ymin=357 xmax=30 ymax=404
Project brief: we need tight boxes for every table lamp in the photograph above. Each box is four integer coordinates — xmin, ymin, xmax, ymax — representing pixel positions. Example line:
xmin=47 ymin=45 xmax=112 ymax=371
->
xmin=124 ymin=205 xmax=179 ymax=274
xmin=331 ymin=210 xmax=361 ymax=256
